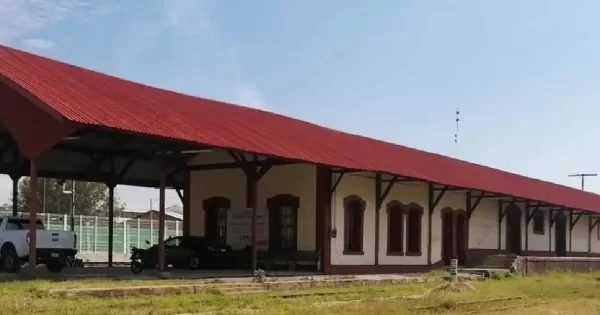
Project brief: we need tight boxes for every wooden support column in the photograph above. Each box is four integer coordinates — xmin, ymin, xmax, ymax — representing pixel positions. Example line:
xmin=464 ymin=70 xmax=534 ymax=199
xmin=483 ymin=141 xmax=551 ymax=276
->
xmin=106 ymin=156 xmax=117 ymax=267
xmin=465 ymin=191 xmax=483 ymax=263
xmin=11 ymin=176 xmax=19 ymax=216
xmin=107 ymin=184 xmax=115 ymax=267
xmin=246 ymin=167 xmax=258 ymax=271
xmin=548 ymin=209 xmax=554 ymax=252
xmin=589 ymin=216 xmax=600 ymax=253
xmin=427 ymin=184 xmax=447 ymax=265
xmin=497 ymin=200 xmax=503 ymax=250
xmin=374 ymin=174 xmax=397 ymax=267
xmin=375 ymin=174 xmax=381 ymax=266
xmin=568 ymin=211 xmax=573 ymax=253
xmin=588 ymin=216 xmax=592 ymax=253
xmin=28 ymin=159 xmax=38 ymax=269
xmin=316 ymin=166 xmax=332 ymax=273
xmin=427 ymin=185 xmax=433 ymax=265
xmin=228 ymin=152 xmax=272 ymax=272
xmin=524 ymin=201 xmax=529 ymax=252
xmin=183 ymin=170 xmax=191 ymax=236
xmin=157 ymin=167 xmax=167 ymax=272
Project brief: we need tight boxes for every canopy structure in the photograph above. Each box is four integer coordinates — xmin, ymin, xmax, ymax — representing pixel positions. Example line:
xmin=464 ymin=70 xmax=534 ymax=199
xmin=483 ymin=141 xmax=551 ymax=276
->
xmin=0 ymin=44 xmax=598 ymax=214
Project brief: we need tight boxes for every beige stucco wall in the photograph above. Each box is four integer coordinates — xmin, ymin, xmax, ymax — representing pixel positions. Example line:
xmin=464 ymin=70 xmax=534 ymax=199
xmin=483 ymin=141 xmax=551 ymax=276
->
xmin=570 ymin=215 xmax=588 ymax=253
xmin=469 ymin=199 xmax=501 ymax=250
xmin=525 ymin=207 xmax=551 ymax=252
xmin=188 ymin=149 xmax=317 ymax=251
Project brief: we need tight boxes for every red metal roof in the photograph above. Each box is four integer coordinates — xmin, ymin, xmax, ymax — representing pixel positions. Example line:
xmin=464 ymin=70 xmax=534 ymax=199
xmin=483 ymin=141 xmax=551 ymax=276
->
xmin=1 ymin=44 xmax=599 ymax=212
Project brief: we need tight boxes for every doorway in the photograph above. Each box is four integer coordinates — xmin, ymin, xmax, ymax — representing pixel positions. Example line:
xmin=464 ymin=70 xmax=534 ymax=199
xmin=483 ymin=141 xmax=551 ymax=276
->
xmin=554 ymin=212 xmax=567 ymax=257
xmin=441 ymin=209 xmax=468 ymax=266
xmin=442 ymin=210 xmax=455 ymax=266
xmin=455 ymin=211 xmax=468 ymax=265
xmin=505 ymin=205 xmax=522 ymax=255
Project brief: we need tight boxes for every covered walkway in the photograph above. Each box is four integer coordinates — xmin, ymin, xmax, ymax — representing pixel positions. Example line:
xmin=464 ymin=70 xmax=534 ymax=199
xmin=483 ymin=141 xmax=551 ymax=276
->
xmin=1 ymin=44 xmax=600 ymax=273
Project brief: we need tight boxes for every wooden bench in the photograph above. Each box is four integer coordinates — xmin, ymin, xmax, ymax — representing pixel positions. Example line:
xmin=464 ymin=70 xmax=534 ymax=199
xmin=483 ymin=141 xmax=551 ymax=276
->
xmin=257 ymin=250 xmax=321 ymax=271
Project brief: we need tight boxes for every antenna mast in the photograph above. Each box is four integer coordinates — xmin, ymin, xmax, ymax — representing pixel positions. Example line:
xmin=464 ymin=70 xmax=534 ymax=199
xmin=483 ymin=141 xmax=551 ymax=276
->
xmin=454 ymin=108 xmax=460 ymax=144
xmin=568 ymin=173 xmax=597 ymax=191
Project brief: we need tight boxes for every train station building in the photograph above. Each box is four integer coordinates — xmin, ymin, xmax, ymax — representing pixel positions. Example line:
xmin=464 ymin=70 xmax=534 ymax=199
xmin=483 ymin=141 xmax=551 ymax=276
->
xmin=1 ymin=44 xmax=599 ymax=274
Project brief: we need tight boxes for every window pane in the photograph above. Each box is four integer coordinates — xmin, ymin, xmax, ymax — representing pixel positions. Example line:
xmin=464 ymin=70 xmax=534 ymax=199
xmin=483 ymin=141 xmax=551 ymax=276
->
xmin=345 ymin=200 xmax=363 ymax=252
xmin=407 ymin=209 xmax=421 ymax=253
xmin=388 ymin=207 xmax=403 ymax=253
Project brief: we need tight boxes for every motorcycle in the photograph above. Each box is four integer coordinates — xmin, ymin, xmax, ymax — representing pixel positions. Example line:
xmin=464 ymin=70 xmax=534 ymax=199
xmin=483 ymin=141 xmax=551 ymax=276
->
xmin=130 ymin=240 xmax=160 ymax=274
xmin=130 ymin=246 xmax=145 ymax=274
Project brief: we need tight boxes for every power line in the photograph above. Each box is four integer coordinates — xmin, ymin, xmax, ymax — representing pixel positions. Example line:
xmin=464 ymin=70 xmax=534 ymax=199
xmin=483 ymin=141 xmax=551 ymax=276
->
xmin=568 ymin=173 xmax=597 ymax=191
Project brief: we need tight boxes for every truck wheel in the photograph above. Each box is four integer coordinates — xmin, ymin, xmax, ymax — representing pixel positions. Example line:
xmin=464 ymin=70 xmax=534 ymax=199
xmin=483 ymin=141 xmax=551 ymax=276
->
xmin=46 ymin=261 xmax=64 ymax=273
xmin=1 ymin=246 xmax=21 ymax=273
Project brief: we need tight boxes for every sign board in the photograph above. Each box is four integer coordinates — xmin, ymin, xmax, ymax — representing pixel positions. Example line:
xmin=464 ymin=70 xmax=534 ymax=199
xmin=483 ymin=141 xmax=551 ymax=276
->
xmin=450 ymin=259 xmax=458 ymax=269
xmin=226 ymin=208 xmax=269 ymax=250
xmin=450 ymin=258 xmax=458 ymax=281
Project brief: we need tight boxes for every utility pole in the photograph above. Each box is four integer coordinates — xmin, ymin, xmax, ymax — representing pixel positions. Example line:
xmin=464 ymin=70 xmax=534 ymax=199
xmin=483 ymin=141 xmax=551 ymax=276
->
xmin=568 ymin=173 xmax=597 ymax=191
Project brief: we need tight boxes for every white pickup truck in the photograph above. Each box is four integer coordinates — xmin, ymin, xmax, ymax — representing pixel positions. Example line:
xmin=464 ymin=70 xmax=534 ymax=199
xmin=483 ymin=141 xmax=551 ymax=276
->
xmin=0 ymin=217 xmax=77 ymax=273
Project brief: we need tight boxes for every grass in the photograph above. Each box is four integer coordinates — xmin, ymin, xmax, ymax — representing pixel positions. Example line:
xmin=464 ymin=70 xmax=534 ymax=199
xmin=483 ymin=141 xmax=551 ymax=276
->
xmin=1 ymin=272 xmax=600 ymax=314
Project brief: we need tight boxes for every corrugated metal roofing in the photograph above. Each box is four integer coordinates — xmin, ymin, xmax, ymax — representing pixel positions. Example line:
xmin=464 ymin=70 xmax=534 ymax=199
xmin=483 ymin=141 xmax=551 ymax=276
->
xmin=1 ymin=45 xmax=599 ymax=212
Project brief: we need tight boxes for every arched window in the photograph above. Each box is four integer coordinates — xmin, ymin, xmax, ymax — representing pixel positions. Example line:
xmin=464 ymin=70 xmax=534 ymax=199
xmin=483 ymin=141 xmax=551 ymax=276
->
xmin=387 ymin=201 xmax=404 ymax=255
xmin=406 ymin=204 xmax=423 ymax=255
xmin=344 ymin=195 xmax=365 ymax=255
xmin=533 ymin=211 xmax=545 ymax=235
xmin=267 ymin=194 xmax=300 ymax=252
xmin=203 ymin=196 xmax=230 ymax=244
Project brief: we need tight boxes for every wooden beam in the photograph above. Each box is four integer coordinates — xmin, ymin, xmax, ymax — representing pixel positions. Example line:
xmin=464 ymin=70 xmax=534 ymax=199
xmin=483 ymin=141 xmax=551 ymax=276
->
xmin=116 ymin=158 xmax=135 ymax=181
xmin=376 ymin=175 xmax=396 ymax=209
xmin=190 ymin=159 xmax=294 ymax=171
xmin=330 ymin=172 xmax=345 ymax=196
xmin=570 ymin=211 xmax=584 ymax=230
xmin=526 ymin=202 xmax=543 ymax=223
xmin=591 ymin=217 xmax=600 ymax=231
xmin=432 ymin=186 xmax=448 ymax=210
xmin=467 ymin=191 xmax=485 ymax=218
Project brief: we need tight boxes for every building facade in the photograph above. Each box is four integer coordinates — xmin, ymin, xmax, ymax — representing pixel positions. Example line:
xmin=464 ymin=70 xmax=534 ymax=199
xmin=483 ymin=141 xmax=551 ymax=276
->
xmin=186 ymin=151 xmax=600 ymax=274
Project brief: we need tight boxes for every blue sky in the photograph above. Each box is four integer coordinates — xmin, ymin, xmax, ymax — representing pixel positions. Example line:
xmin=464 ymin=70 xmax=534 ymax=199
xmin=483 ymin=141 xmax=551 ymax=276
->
xmin=1 ymin=0 xmax=600 ymax=210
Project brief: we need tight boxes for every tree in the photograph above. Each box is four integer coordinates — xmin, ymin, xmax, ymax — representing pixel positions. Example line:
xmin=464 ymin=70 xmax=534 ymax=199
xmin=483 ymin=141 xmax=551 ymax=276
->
xmin=15 ymin=178 xmax=126 ymax=217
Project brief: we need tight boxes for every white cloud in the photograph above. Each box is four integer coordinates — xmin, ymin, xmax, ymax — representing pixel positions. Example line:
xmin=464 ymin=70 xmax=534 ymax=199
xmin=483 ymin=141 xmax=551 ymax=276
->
xmin=21 ymin=38 xmax=55 ymax=50
xmin=0 ymin=0 xmax=88 ymax=44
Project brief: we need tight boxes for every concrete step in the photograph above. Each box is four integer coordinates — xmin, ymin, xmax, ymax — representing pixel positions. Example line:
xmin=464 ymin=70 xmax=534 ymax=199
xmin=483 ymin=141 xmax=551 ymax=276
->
xmin=473 ymin=265 xmax=512 ymax=269
xmin=224 ymin=289 xmax=267 ymax=295
xmin=470 ymin=254 xmax=517 ymax=270
xmin=220 ymin=286 xmax=265 ymax=293
xmin=459 ymin=268 xmax=511 ymax=278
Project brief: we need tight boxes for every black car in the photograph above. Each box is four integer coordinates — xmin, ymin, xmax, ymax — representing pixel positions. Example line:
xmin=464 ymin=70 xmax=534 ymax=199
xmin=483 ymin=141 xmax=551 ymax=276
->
xmin=135 ymin=236 xmax=234 ymax=270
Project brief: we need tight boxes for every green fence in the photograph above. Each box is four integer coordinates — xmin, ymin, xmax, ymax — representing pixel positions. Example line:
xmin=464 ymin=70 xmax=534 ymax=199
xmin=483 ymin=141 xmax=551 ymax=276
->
xmin=7 ymin=212 xmax=181 ymax=260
